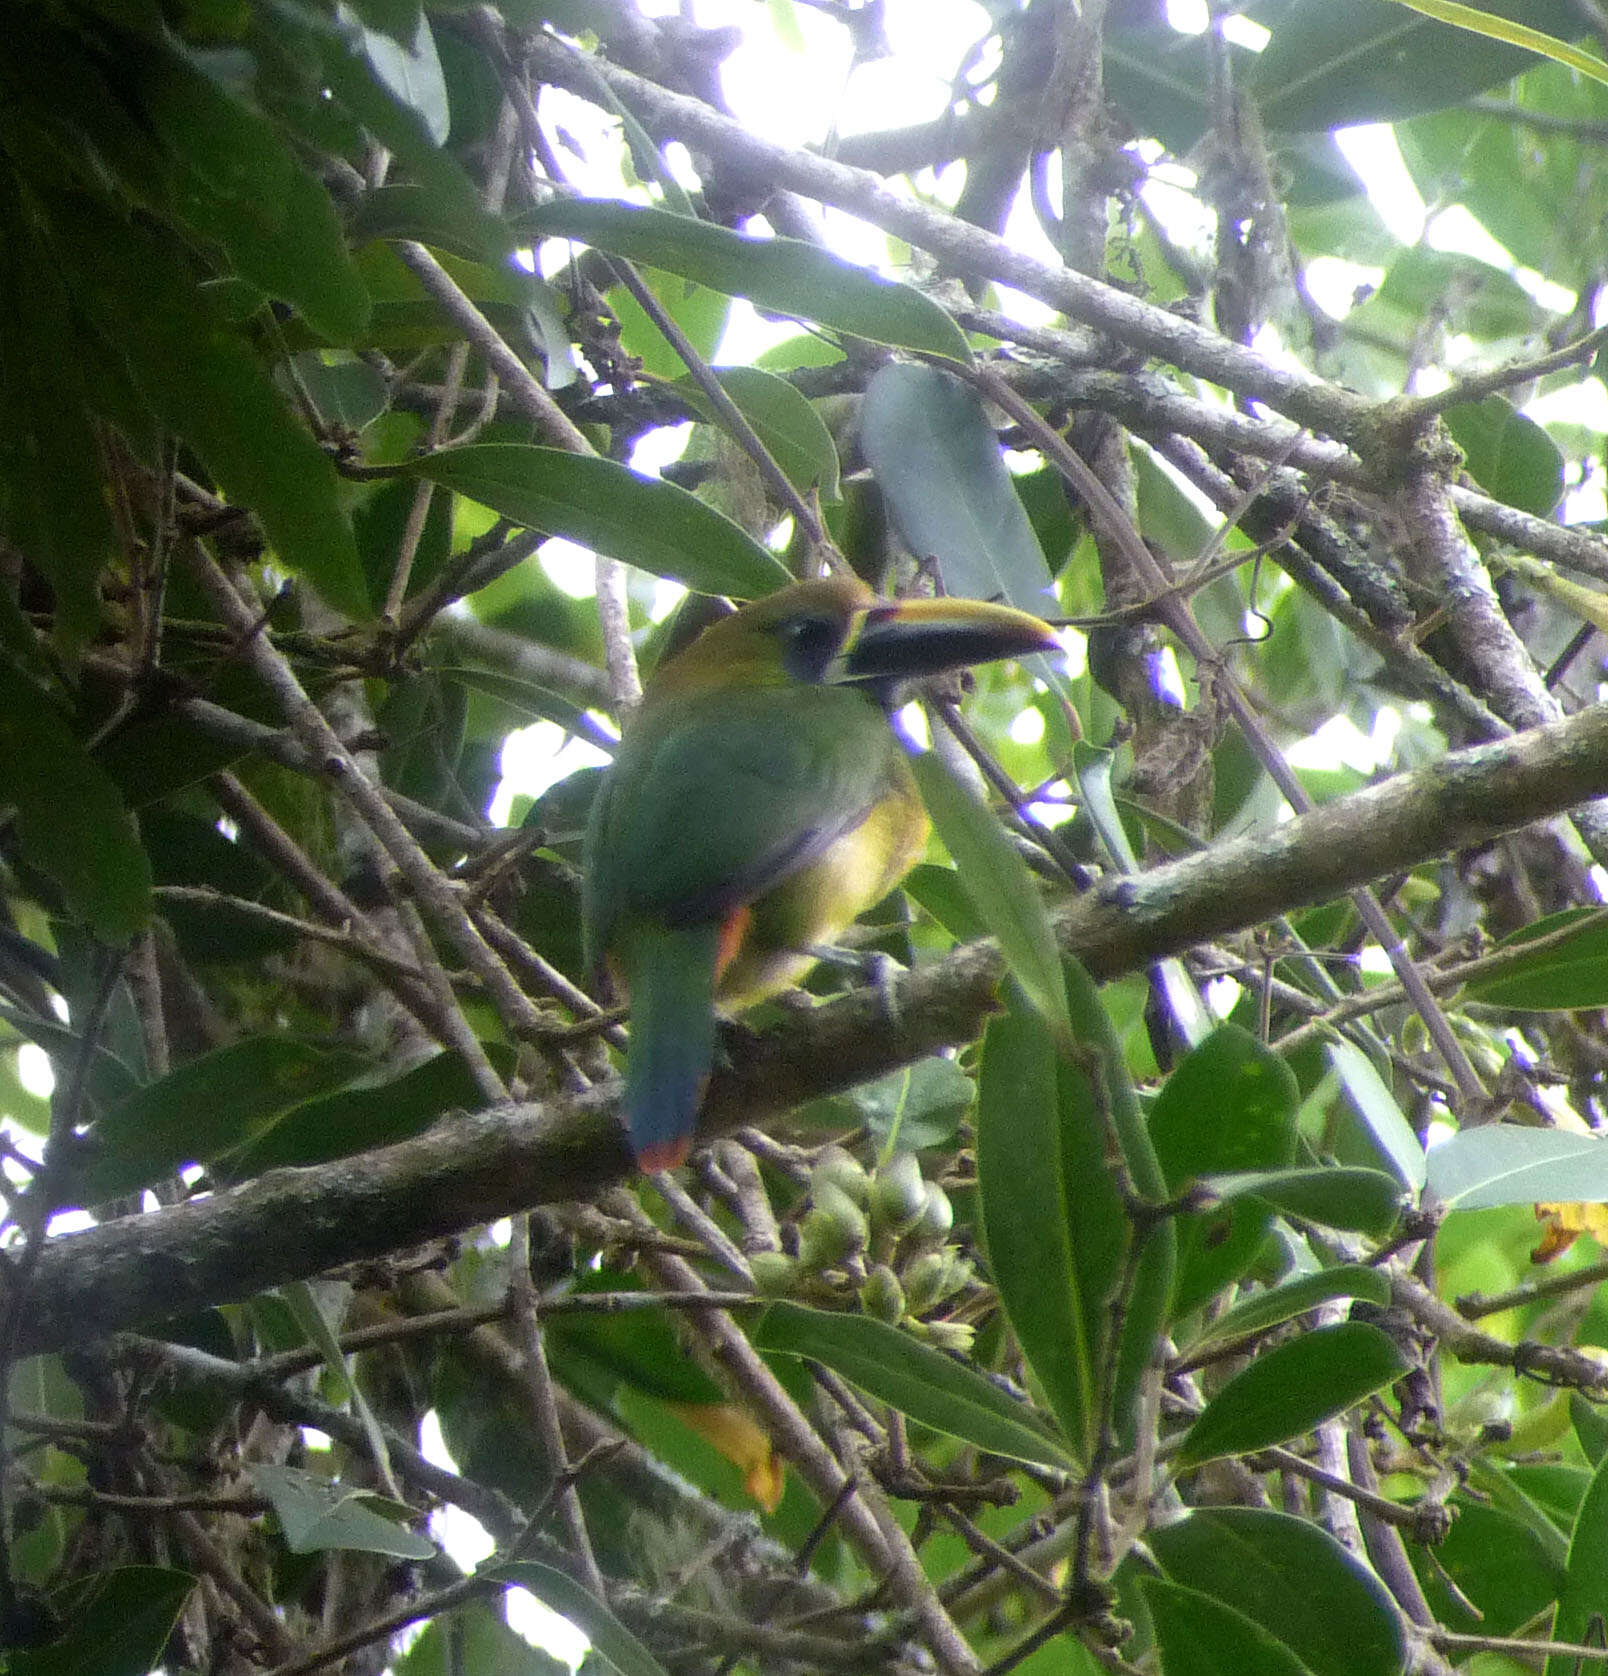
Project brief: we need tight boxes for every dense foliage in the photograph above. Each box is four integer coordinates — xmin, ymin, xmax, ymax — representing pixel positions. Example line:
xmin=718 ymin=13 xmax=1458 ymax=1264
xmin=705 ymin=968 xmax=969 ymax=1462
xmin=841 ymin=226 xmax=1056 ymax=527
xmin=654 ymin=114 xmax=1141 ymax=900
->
xmin=14 ymin=1 xmax=1608 ymax=1672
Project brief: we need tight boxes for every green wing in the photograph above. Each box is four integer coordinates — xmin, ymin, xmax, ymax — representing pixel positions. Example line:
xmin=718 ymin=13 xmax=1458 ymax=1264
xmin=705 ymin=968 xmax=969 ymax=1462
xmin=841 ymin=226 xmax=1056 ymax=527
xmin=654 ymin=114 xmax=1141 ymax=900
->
xmin=583 ymin=683 xmax=900 ymax=970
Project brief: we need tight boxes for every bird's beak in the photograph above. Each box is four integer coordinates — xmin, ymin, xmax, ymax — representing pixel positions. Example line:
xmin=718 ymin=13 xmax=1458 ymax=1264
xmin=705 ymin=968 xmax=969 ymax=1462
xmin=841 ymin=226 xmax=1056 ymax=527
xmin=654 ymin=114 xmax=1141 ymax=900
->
xmin=833 ymin=595 xmax=1061 ymax=686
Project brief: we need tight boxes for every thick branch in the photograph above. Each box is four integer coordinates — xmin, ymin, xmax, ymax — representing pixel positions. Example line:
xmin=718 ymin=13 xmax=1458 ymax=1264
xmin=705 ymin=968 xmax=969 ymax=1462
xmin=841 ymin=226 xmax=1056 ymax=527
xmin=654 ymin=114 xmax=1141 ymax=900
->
xmin=22 ymin=698 xmax=1608 ymax=1355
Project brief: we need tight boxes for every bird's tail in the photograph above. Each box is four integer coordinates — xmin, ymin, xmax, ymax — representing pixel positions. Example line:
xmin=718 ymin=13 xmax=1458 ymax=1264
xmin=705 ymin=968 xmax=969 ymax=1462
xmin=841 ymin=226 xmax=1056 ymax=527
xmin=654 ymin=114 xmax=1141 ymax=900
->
xmin=619 ymin=920 xmax=722 ymax=1171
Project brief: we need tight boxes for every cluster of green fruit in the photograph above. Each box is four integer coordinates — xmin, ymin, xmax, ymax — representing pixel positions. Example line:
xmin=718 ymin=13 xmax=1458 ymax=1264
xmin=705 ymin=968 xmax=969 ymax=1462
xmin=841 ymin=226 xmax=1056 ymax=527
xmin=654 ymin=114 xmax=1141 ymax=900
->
xmin=751 ymin=1147 xmax=978 ymax=1352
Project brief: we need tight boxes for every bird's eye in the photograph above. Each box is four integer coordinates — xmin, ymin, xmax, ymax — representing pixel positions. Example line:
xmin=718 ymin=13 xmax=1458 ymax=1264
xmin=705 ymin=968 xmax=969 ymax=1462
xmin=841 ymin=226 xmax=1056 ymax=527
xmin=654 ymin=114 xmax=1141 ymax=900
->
xmin=776 ymin=614 xmax=842 ymax=682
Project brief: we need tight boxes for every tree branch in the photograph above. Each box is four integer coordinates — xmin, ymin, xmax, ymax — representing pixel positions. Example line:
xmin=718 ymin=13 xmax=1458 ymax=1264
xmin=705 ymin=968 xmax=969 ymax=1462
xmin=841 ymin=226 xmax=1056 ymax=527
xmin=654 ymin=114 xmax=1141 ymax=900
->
xmin=22 ymin=695 xmax=1608 ymax=1355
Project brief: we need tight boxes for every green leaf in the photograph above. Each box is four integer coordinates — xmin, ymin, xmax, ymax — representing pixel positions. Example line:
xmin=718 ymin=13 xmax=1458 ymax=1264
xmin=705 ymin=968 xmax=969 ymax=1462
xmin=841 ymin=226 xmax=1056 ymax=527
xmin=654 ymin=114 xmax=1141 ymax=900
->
xmin=1444 ymin=393 xmax=1563 ymax=517
xmin=71 ymin=1038 xmax=371 ymax=1204
xmin=279 ymin=1278 xmax=400 ymax=1501
xmin=252 ymin=1463 xmax=435 ymax=1558
xmin=1200 ymin=1166 xmax=1404 ymax=1236
xmin=0 ymin=230 xmax=115 ymax=655
xmin=979 ymin=997 xmax=1097 ymax=1458
xmin=675 ymin=366 xmax=841 ymax=502
xmin=396 ymin=1602 xmax=571 ymax=1676
xmin=522 ymin=199 xmax=971 ymax=361
xmin=46 ymin=195 xmax=369 ymax=617
xmin=978 ymin=965 xmax=1173 ymax=1460
xmin=1426 ymin=1125 xmax=1608 ymax=1209
xmin=1151 ymin=1025 xmax=1299 ymax=1319
xmin=1463 ymin=907 xmax=1608 ymax=1010
xmin=1547 ymin=1447 xmax=1608 ymax=1676
xmin=547 ymin=1272 xmax=724 ymax=1406
xmin=294 ymin=354 xmax=391 ymax=431
xmin=751 ymin=1301 xmax=1075 ymax=1471
xmin=792 ymin=1056 xmax=975 ymax=1150
xmin=1251 ymin=0 xmax=1588 ymax=132
xmin=1326 ymin=1039 xmax=1427 ymax=1189
xmin=139 ymin=33 xmax=370 ymax=341
xmin=859 ymin=364 xmax=1064 ymax=698
xmin=405 ymin=444 xmax=793 ymax=597
xmin=488 ymin=1562 xmax=669 ymax=1676
xmin=1176 ymin=1322 xmax=1410 ymax=1467
xmin=1575 ymin=1390 xmax=1608 ymax=1466
xmin=13 ymin=1566 xmax=195 ymax=1676
xmin=339 ymin=4 xmax=450 ymax=145
xmin=909 ymin=750 xmax=1069 ymax=1044
xmin=1193 ymin=1266 xmax=1392 ymax=1349
xmin=1141 ymin=1578 xmax=1315 ymax=1676
xmin=0 ymin=653 xmax=150 ymax=943
xmin=314 ymin=7 xmax=508 ymax=264
xmin=1151 ymin=1508 xmax=1406 ymax=1676
xmin=1418 ymin=1496 xmax=1565 ymax=1638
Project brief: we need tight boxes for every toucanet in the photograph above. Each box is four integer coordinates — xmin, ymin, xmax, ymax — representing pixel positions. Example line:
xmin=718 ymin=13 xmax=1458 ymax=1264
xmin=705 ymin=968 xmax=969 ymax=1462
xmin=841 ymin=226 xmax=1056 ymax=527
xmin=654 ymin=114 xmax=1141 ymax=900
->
xmin=582 ymin=575 xmax=1060 ymax=1170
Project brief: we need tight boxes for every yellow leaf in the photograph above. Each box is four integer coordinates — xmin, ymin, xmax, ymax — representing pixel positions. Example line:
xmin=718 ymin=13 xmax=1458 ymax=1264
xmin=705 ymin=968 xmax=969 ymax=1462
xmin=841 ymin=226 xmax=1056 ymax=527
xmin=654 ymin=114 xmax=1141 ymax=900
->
xmin=666 ymin=1401 xmax=785 ymax=1513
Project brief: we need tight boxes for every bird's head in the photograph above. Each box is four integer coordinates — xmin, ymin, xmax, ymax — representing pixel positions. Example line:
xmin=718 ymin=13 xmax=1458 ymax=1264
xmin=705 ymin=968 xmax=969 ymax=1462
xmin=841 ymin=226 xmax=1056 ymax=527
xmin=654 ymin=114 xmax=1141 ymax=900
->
xmin=650 ymin=575 xmax=1061 ymax=704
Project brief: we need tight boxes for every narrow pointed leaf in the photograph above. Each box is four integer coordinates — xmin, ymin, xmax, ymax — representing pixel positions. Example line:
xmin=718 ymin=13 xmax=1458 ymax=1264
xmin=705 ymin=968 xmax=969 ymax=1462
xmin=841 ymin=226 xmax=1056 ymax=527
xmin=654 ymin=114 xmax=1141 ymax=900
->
xmin=405 ymin=444 xmax=792 ymax=596
xmin=489 ymin=1562 xmax=668 ymax=1676
xmin=1202 ymin=1165 xmax=1404 ymax=1235
xmin=524 ymin=199 xmax=970 ymax=361
xmin=1193 ymin=1266 xmax=1391 ymax=1349
xmin=1327 ymin=1038 xmax=1426 ymax=1188
xmin=910 ymin=750 xmax=1069 ymax=1044
xmin=752 ymin=1301 xmax=1074 ymax=1471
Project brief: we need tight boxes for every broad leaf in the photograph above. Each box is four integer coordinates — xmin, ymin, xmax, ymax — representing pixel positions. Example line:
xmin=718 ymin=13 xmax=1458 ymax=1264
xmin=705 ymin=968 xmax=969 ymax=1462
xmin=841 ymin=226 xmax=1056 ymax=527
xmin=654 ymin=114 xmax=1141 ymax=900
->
xmin=1200 ymin=1166 xmax=1403 ymax=1236
xmin=1547 ymin=1447 xmax=1608 ymax=1676
xmin=1141 ymin=1578 xmax=1315 ymax=1676
xmin=1427 ymin=1125 xmax=1608 ymax=1209
xmin=1444 ymin=394 xmax=1563 ymax=517
xmin=1251 ymin=0 xmax=1587 ymax=132
xmin=1151 ymin=1025 xmax=1299 ymax=1319
xmin=252 ymin=1463 xmax=435 ymax=1558
xmin=1327 ymin=1039 xmax=1426 ymax=1189
xmin=1463 ymin=908 xmax=1608 ymax=1010
xmin=1176 ymin=1322 xmax=1410 ymax=1467
xmin=978 ymin=963 xmax=1173 ymax=1460
xmin=72 ymin=1038 xmax=371 ymax=1204
xmin=859 ymin=363 xmax=1064 ymax=700
xmin=13 ymin=1566 xmax=195 ymax=1676
xmin=46 ymin=195 xmax=369 ymax=617
xmin=675 ymin=366 xmax=841 ymax=502
xmin=1152 ymin=1508 xmax=1406 ymax=1676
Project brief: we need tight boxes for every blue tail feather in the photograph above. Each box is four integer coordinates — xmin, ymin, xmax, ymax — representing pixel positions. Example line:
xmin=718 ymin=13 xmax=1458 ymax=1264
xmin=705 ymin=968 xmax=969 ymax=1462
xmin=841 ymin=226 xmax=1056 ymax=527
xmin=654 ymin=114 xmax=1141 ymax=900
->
xmin=620 ymin=921 xmax=721 ymax=1170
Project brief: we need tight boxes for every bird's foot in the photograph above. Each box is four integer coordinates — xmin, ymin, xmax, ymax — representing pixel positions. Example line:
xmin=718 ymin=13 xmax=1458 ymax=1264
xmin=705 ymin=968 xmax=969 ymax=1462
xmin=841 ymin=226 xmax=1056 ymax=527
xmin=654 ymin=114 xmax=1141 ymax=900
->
xmin=801 ymin=943 xmax=906 ymax=1027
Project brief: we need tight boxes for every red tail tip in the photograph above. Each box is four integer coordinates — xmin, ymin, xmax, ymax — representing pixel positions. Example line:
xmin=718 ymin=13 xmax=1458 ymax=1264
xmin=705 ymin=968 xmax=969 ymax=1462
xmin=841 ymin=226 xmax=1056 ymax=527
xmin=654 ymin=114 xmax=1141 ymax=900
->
xmin=636 ymin=1135 xmax=693 ymax=1173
